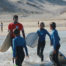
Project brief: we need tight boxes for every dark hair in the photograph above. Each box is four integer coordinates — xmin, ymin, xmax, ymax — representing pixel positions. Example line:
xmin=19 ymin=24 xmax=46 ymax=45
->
xmin=50 ymin=22 xmax=56 ymax=29
xmin=14 ymin=29 xmax=20 ymax=35
xmin=40 ymin=22 xmax=45 ymax=27
xmin=13 ymin=15 xmax=18 ymax=19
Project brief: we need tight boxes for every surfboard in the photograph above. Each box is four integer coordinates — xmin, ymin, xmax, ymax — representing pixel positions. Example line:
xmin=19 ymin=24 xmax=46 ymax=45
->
xmin=0 ymin=32 xmax=11 ymax=52
xmin=26 ymin=32 xmax=38 ymax=48
xmin=50 ymin=51 xmax=66 ymax=65
xmin=0 ymin=32 xmax=38 ymax=52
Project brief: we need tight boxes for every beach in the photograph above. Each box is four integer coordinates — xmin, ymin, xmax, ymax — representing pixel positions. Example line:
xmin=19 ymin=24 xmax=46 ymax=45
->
xmin=0 ymin=0 xmax=66 ymax=66
xmin=0 ymin=19 xmax=66 ymax=66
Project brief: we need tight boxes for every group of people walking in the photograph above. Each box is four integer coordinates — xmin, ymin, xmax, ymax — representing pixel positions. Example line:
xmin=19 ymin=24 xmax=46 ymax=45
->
xmin=8 ymin=15 xmax=61 ymax=66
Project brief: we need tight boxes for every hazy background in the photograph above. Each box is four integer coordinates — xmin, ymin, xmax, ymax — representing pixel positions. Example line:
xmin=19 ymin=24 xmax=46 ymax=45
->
xmin=0 ymin=0 xmax=66 ymax=19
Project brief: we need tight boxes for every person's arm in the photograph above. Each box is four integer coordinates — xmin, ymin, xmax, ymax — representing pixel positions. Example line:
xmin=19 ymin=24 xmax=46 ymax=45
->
xmin=24 ymin=40 xmax=29 ymax=56
xmin=12 ymin=39 xmax=17 ymax=63
xmin=53 ymin=32 xmax=57 ymax=54
xmin=46 ymin=30 xmax=51 ymax=45
xmin=50 ymin=35 xmax=53 ymax=46
xmin=46 ymin=30 xmax=51 ymax=39
xmin=22 ymin=28 xmax=25 ymax=39
xmin=13 ymin=39 xmax=16 ymax=58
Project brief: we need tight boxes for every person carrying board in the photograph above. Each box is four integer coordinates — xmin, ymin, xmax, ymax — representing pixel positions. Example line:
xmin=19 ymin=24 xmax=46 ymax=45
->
xmin=37 ymin=22 xmax=51 ymax=62
xmin=50 ymin=22 xmax=61 ymax=66
xmin=8 ymin=15 xmax=25 ymax=47
xmin=13 ymin=29 xmax=29 ymax=66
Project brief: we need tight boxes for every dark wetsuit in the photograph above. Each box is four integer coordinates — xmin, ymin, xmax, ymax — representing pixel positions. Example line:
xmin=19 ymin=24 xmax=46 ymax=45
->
xmin=13 ymin=36 xmax=28 ymax=66
xmin=37 ymin=29 xmax=50 ymax=61
xmin=16 ymin=46 xmax=25 ymax=66
xmin=51 ymin=29 xmax=61 ymax=66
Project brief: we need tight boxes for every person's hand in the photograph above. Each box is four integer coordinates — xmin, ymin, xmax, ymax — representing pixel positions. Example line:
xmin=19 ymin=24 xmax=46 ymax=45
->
xmin=12 ymin=58 xmax=15 ymax=63
xmin=50 ymin=42 xmax=52 ymax=46
xmin=13 ymin=57 xmax=17 ymax=60
xmin=26 ymin=55 xmax=29 ymax=58
xmin=12 ymin=57 xmax=17 ymax=63
xmin=50 ymin=43 xmax=52 ymax=46
xmin=53 ymin=50 xmax=56 ymax=54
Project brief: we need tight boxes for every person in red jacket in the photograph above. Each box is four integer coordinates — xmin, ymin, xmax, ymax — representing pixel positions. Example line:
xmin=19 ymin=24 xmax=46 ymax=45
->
xmin=8 ymin=15 xmax=25 ymax=47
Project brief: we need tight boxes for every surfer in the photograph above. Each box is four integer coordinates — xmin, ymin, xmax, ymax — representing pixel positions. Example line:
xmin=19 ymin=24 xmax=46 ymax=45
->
xmin=8 ymin=15 xmax=25 ymax=47
xmin=37 ymin=22 xmax=51 ymax=62
xmin=50 ymin=22 xmax=61 ymax=66
xmin=13 ymin=29 xmax=29 ymax=66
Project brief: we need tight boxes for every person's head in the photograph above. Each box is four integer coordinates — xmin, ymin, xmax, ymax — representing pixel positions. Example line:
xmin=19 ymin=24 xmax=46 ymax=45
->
xmin=14 ymin=29 xmax=20 ymax=36
xmin=40 ymin=22 xmax=45 ymax=29
xmin=50 ymin=22 xmax=56 ymax=30
xmin=13 ymin=15 xmax=18 ymax=24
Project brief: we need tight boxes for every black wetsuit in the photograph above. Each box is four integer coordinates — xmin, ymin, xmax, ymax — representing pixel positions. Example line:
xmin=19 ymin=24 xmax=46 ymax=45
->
xmin=15 ymin=46 xmax=25 ymax=66
xmin=53 ymin=44 xmax=61 ymax=66
xmin=37 ymin=40 xmax=45 ymax=61
xmin=51 ymin=29 xmax=61 ymax=66
xmin=13 ymin=36 xmax=28 ymax=66
xmin=37 ymin=29 xmax=50 ymax=61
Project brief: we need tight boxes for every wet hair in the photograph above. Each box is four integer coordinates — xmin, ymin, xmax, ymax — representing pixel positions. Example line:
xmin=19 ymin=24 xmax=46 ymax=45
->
xmin=13 ymin=15 xmax=18 ymax=19
xmin=50 ymin=22 xmax=56 ymax=29
xmin=14 ymin=29 xmax=20 ymax=35
xmin=40 ymin=22 xmax=45 ymax=27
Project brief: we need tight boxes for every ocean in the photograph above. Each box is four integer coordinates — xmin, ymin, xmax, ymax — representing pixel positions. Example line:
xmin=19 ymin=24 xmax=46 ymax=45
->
xmin=0 ymin=31 xmax=66 ymax=66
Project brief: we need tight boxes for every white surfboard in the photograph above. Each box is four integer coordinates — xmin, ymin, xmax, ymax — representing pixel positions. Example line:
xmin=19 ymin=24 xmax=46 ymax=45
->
xmin=0 ymin=32 xmax=11 ymax=52
xmin=26 ymin=32 xmax=38 ymax=48
xmin=50 ymin=51 xmax=66 ymax=64
xmin=0 ymin=32 xmax=38 ymax=52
